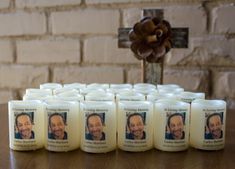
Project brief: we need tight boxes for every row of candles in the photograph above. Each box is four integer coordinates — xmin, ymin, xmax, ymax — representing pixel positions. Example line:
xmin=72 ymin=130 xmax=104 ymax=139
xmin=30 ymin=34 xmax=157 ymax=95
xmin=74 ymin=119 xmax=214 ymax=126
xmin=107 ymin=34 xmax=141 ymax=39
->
xmin=8 ymin=83 xmax=226 ymax=152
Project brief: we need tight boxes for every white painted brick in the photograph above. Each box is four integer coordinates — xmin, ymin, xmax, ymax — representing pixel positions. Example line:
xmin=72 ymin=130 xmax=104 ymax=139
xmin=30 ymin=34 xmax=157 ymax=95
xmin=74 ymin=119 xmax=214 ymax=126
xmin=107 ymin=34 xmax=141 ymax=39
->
xmin=127 ymin=68 xmax=141 ymax=84
xmin=17 ymin=39 xmax=80 ymax=64
xmin=86 ymin=0 xmax=159 ymax=4
xmin=123 ymin=8 xmax=142 ymax=27
xmin=165 ymin=38 xmax=194 ymax=66
xmin=0 ymin=0 xmax=10 ymax=8
xmin=214 ymin=71 xmax=235 ymax=99
xmin=0 ymin=40 xmax=14 ymax=63
xmin=0 ymin=65 xmax=49 ymax=89
xmin=53 ymin=66 xmax=124 ymax=83
xmin=0 ymin=90 xmax=17 ymax=104
xmin=164 ymin=5 xmax=207 ymax=36
xmin=163 ymin=68 xmax=209 ymax=93
xmin=51 ymin=9 xmax=119 ymax=34
xmin=212 ymin=5 xmax=235 ymax=33
xmin=165 ymin=36 xmax=235 ymax=66
xmin=84 ymin=36 xmax=139 ymax=64
xmin=16 ymin=0 xmax=81 ymax=8
xmin=123 ymin=5 xmax=206 ymax=35
xmin=0 ymin=11 xmax=46 ymax=36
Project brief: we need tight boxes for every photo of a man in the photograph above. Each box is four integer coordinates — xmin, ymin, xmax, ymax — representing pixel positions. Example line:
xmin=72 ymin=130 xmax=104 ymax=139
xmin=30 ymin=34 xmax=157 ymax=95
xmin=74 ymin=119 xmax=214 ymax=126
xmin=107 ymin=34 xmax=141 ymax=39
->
xmin=86 ymin=113 xmax=105 ymax=141
xmin=205 ymin=113 xmax=223 ymax=139
xmin=48 ymin=113 xmax=67 ymax=140
xmin=126 ymin=113 xmax=146 ymax=140
xmin=15 ymin=112 xmax=34 ymax=139
xmin=165 ymin=113 xmax=185 ymax=140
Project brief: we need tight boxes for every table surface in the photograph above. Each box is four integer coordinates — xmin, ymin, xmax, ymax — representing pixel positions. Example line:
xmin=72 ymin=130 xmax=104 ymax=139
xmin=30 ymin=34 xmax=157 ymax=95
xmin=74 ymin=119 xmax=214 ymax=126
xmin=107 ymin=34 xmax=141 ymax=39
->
xmin=0 ymin=104 xmax=235 ymax=169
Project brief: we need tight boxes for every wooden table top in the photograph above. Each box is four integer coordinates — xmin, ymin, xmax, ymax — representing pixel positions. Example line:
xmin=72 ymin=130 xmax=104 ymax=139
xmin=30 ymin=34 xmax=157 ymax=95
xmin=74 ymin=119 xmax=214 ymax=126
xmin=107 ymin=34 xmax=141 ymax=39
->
xmin=0 ymin=104 xmax=235 ymax=169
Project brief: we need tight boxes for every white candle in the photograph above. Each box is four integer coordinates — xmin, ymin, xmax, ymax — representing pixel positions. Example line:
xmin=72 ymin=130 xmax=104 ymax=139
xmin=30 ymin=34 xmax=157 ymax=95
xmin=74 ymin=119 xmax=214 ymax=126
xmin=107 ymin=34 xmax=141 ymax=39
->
xmin=154 ymin=99 xmax=190 ymax=151
xmin=190 ymin=99 xmax=226 ymax=150
xmin=23 ymin=93 xmax=51 ymax=101
xmin=80 ymin=101 xmax=116 ymax=153
xmin=40 ymin=83 xmax=62 ymax=90
xmin=54 ymin=88 xmax=79 ymax=95
xmin=178 ymin=91 xmax=205 ymax=103
xmin=116 ymin=91 xmax=145 ymax=101
xmin=44 ymin=100 xmax=80 ymax=152
xmin=147 ymin=93 xmax=179 ymax=102
xmin=87 ymin=83 xmax=109 ymax=90
xmin=110 ymin=84 xmax=132 ymax=89
xmin=56 ymin=94 xmax=84 ymax=102
xmin=80 ymin=88 xmax=105 ymax=96
xmin=63 ymin=83 xmax=86 ymax=90
xmin=8 ymin=100 xmax=44 ymax=151
xmin=133 ymin=88 xmax=158 ymax=96
xmin=134 ymin=83 xmax=156 ymax=89
xmin=158 ymin=87 xmax=184 ymax=94
xmin=106 ymin=88 xmax=131 ymax=95
xmin=26 ymin=88 xmax=52 ymax=95
xmin=85 ymin=92 xmax=115 ymax=101
xmin=157 ymin=84 xmax=181 ymax=89
xmin=118 ymin=101 xmax=153 ymax=152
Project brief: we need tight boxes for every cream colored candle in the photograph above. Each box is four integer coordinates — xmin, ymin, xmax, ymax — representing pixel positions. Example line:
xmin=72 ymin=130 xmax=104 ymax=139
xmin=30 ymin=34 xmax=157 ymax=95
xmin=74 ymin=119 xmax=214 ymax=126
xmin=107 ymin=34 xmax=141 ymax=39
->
xmin=158 ymin=87 xmax=184 ymax=94
xmin=116 ymin=91 xmax=145 ymax=101
xmin=80 ymin=88 xmax=105 ymax=96
xmin=87 ymin=83 xmax=109 ymax=90
xmin=23 ymin=93 xmax=51 ymax=101
xmin=56 ymin=94 xmax=84 ymax=102
xmin=26 ymin=88 xmax=52 ymax=95
xmin=178 ymin=91 xmax=205 ymax=103
xmin=63 ymin=83 xmax=86 ymax=90
xmin=154 ymin=99 xmax=190 ymax=151
xmin=118 ymin=101 xmax=153 ymax=152
xmin=106 ymin=88 xmax=131 ymax=95
xmin=133 ymin=88 xmax=158 ymax=96
xmin=23 ymin=93 xmax=55 ymax=101
xmin=110 ymin=84 xmax=132 ymax=89
xmin=157 ymin=84 xmax=181 ymax=89
xmin=44 ymin=100 xmax=80 ymax=152
xmin=147 ymin=93 xmax=179 ymax=102
xmin=190 ymin=99 xmax=226 ymax=150
xmin=40 ymin=83 xmax=62 ymax=90
xmin=134 ymin=83 xmax=156 ymax=89
xmin=56 ymin=91 xmax=82 ymax=98
xmin=80 ymin=101 xmax=116 ymax=153
xmin=54 ymin=88 xmax=79 ymax=95
xmin=8 ymin=100 xmax=44 ymax=151
xmin=85 ymin=92 xmax=115 ymax=101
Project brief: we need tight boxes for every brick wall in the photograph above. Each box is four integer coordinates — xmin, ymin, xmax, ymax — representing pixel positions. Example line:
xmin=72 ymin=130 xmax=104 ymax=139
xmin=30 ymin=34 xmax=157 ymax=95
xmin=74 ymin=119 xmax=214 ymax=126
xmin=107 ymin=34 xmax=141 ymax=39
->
xmin=0 ymin=0 xmax=234 ymax=109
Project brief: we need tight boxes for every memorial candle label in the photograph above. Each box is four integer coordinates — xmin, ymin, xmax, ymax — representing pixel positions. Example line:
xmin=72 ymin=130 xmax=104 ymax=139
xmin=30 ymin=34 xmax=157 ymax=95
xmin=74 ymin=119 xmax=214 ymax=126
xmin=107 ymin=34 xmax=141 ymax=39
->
xmin=154 ymin=100 xmax=190 ymax=151
xmin=179 ymin=92 xmax=205 ymax=104
xmin=118 ymin=101 xmax=153 ymax=152
xmin=8 ymin=100 xmax=44 ymax=151
xmin=45 ymin=101 xmax=80 ymax=152
xmin=190 ymin=100 xmax=226 ymax=150
xmin=80 ymin=101 xmax=116 ymax=153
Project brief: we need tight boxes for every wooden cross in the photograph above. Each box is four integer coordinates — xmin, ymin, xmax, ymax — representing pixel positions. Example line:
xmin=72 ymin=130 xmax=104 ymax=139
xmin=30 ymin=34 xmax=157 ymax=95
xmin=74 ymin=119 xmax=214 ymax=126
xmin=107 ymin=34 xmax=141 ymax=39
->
xmin=118 ymin=9 xmax=189 ymax=84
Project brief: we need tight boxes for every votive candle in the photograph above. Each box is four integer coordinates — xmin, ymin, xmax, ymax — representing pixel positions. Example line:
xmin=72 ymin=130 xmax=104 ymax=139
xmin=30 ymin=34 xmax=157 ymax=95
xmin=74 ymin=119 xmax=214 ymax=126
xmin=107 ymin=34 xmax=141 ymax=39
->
xmin=190 ymin=99 xmax=226 ymax=150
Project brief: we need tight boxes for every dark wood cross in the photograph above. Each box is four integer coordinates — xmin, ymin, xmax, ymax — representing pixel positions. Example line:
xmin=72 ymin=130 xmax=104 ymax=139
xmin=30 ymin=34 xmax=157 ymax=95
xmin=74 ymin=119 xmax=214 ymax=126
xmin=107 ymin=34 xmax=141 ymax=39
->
xmin=118 ymin=9 xmax=189 ymax=85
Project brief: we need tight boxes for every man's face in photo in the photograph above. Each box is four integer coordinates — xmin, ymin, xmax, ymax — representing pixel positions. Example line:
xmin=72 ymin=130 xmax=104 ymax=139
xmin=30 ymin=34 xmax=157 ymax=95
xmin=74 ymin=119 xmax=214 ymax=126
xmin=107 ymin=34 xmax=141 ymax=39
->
xmin=128 ymin=115 xmax=144 ymax=139
xmin=169 ymin=115 xmax=184 ymax=139
xmin=208 ymin=115 xmax=222 ymax=139
xmin=50 ymin=115 xmax=65 ymax=139
xmin=87 ymin=115 xmax=103 ymax=140
xmin=16 ymin=115 xmax=33 ymax=139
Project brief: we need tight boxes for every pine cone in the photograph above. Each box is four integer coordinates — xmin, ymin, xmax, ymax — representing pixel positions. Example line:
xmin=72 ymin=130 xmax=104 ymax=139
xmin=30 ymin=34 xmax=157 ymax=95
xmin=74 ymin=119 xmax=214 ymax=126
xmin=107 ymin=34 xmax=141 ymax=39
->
xmin=129 ymin=17 xmax=172 ymax=63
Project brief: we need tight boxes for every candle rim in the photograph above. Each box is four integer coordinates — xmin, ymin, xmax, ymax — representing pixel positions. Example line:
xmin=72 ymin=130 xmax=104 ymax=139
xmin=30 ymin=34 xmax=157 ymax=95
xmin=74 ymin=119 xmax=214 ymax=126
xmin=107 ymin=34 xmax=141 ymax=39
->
xmin=192 ymin=99 xmax=226 ymax=107
xmin=155 ymin=98 xmax=189 ymax=107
